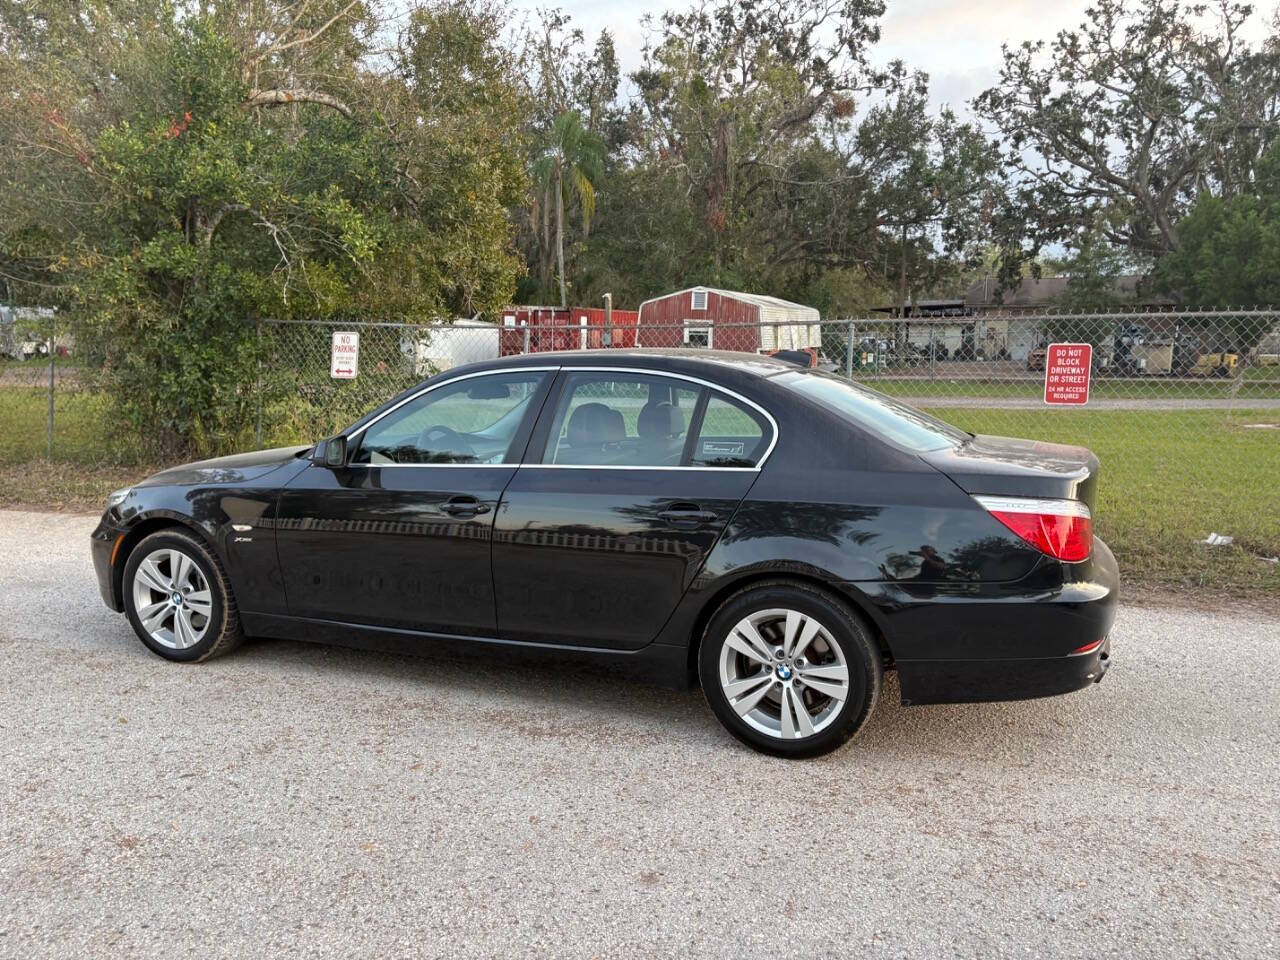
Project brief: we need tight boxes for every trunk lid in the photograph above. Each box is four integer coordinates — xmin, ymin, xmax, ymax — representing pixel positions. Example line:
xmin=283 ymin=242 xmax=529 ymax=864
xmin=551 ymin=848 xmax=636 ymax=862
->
xmin=920 ymin=434 xmax=1099 ymax=510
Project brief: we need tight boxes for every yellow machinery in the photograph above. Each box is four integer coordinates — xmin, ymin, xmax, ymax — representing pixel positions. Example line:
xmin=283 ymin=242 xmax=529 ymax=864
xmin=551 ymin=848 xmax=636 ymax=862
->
xmin=1187 ymin=351 xmax=1240 ymax=377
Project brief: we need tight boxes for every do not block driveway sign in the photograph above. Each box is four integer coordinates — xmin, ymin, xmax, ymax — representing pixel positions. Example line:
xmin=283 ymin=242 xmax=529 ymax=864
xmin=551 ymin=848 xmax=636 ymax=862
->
xmin=331 ymin=331 xmax=360 ymax=379
xmin=1044 ymin=342 xmax=1092 ymax=405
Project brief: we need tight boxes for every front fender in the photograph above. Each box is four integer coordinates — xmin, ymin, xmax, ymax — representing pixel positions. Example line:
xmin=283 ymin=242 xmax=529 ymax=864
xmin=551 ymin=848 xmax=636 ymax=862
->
xmin=94 ymin=464 xmax=303 ymax=617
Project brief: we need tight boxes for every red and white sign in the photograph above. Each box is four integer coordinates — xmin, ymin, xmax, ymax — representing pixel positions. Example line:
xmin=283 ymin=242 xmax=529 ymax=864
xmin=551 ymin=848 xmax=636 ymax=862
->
xmin=330 ymin=331 xmax=359 ymax=379
xmin=1044 ymin=342 xmax=1092 ymax=405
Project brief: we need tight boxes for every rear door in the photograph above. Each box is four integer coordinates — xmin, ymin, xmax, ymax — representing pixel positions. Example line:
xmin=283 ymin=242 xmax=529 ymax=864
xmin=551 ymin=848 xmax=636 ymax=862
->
xmin=492 ymin=369 xmax=775 ymax=650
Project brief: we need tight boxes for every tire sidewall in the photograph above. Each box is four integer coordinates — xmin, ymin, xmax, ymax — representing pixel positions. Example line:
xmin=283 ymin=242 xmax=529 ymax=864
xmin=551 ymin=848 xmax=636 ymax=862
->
xmin=122 ymin=531 xmax=226 ymax=663
xmin=699 ymin=583 xmax=880 ymax=758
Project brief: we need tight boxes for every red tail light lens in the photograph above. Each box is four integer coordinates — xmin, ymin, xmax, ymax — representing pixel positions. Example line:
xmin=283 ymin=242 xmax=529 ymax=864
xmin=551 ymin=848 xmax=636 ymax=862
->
xmin=973 ymin=496 xmax=1093 ymax=562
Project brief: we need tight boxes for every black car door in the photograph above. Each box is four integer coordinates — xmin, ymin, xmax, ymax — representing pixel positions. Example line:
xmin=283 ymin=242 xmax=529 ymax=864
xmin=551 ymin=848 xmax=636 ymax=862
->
xmin=492 ymin=369 xmax=775 ymax=650
xmin=276 ymin=369 xmax=553 ymax=635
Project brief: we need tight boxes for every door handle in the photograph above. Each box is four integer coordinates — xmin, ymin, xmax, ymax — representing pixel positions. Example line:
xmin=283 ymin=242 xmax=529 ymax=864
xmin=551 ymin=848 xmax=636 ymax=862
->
xmin=658 ymin=502 xmax=718 ymax=527
xmin=441 ymin=497 xmax=490 ymax=516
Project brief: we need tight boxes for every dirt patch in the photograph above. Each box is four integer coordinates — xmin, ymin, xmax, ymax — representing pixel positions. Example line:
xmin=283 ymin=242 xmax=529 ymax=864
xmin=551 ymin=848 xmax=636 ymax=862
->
xmin=1121 ymin=584 xmax=1280 ymax=619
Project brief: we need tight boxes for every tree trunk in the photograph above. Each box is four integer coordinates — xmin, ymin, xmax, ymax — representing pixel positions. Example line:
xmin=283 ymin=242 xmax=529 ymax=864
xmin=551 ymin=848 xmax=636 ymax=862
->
xmin=556 ymin=163 xmax=567 ymax=308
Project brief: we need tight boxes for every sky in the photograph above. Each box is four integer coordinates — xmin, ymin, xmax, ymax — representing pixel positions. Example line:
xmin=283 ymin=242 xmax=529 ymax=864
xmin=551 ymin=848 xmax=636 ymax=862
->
xmin=509 ymin=0 xmax=1275 ymax=115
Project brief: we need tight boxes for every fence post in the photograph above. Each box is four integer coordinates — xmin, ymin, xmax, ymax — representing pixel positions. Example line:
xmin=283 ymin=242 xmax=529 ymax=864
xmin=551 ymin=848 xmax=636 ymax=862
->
xmin=46 ymin=336 xmax=55 ymax=459
xmin=522 ymin=320 xmax=531 ymax=355
xmin=255 ymin=319 xmax=263 ymax=447
xmin=845 ymin=320 xmax=855 ymax=378
xmin=929 ymin=325 xmax=937 ymax=380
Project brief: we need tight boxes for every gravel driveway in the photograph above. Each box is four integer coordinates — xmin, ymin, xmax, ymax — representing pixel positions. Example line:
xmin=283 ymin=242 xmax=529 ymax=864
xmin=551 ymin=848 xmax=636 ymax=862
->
xmin=1 ymin=509 xmax=1277 ymax=959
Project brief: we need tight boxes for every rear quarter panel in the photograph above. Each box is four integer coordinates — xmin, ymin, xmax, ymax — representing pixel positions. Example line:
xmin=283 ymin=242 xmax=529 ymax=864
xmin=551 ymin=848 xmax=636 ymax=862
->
xmin=651 ymin=387 xmax=1045 ymax=658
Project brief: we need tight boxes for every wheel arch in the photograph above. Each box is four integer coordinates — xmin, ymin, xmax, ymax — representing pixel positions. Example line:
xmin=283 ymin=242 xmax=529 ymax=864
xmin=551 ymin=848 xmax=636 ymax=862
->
xmin=684 ymin=571 xmax=894 ymax=681
xmin=110 ymin=512 xmax=220 ymax=609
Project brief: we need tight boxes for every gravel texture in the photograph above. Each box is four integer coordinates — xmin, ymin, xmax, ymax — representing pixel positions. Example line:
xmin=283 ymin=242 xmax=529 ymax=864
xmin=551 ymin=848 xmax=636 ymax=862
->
xmin=1 ymin=508 xmax=1277 ymax=959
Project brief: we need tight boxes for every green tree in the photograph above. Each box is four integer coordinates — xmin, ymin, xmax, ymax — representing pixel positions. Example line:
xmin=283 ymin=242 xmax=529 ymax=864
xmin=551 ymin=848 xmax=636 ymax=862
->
xmin=1154 ymin=142 xmax=1280 ymax=350
xmin=0 ymin=0 xmax=526 ymax=455
xmin=516 ymin=14 xmax=623 ymax=304
xmin=1157 ymin=145 xmax=1280 ymax=309
xmin=531 ymin=110 xmax=605 ymax=307
xmin=589 ymin=0 xmax=997 ymax=313
xmin=974 ymin=0 xmax=1280 ymax=286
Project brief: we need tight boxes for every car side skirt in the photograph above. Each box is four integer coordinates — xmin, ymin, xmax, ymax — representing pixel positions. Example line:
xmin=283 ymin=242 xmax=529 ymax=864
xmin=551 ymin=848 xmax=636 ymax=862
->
xmin=239 ymin=612 xmax=691 ymax=688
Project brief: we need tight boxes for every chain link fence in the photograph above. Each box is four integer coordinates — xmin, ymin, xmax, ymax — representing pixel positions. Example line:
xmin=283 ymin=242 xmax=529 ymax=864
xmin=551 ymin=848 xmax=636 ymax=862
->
xmin=0 ymin=307 xmax=107 ymax=464
xmin=252 ymin=311 xmax=1280 ymax=577
xmin=252 ymin=309 xmax=1280 ymax=431
xmin=3 ymin=308 xmax=1278 ymax=576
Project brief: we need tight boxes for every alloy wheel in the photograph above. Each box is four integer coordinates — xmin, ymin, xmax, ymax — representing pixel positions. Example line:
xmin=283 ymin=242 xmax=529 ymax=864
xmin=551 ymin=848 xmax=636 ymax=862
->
xmin=717 ymin=607 xmax=851 ymax=740
xmin=131 ymin=548 xmax=213 ymax=650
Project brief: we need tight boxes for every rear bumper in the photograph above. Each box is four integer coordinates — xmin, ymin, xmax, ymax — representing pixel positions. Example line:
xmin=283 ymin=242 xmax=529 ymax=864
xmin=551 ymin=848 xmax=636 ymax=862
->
xmin=864 ymin=537 xmax=1119 ymax=706
xmin=896 ymin=636 xmax=1111 ymax=705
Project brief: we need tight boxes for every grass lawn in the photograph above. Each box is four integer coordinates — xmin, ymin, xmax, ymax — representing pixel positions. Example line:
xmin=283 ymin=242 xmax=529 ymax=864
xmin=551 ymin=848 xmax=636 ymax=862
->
xmin=862 ymin=375 xmax=1280 ymax=401
xmin=1 ymin=384 xmax=1276 ymax=598
xmin=921 ymin=406 xmax=1280 ymax=597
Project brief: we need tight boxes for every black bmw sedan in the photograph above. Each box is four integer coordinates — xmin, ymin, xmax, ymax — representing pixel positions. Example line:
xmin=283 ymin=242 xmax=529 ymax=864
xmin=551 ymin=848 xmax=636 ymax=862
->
xmin=91 ymin=350 xmax=1116 ymax=757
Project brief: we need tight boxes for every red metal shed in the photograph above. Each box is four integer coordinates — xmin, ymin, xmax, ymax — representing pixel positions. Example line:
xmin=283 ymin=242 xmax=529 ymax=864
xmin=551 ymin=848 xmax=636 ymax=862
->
xmin=636 ymin=287 xmax=822 ymax=353
xmin=497 ymin=305 xmax=640 ymax=356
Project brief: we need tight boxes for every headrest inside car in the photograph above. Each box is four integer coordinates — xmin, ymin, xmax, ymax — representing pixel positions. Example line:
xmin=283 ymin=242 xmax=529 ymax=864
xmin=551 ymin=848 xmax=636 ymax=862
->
xmin=566 ymin=402 xmax=625 ymax=447
xmin=638 ymin=401 xmax=684 ymax=439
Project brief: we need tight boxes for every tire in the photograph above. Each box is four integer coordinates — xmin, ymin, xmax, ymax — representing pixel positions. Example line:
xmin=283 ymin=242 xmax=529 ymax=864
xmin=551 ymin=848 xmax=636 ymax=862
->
xmin=122 ymin=528 xmax=244 ymax=662
xmin=698 ymin=580 xmax=882 ymax=758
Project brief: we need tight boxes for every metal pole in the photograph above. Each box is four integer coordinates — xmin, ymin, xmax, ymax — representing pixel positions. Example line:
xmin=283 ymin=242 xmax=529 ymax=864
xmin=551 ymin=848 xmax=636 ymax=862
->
xmin=845 ymin=320 xmax=855 ymax=378
xmin=522 ymin=320 xmax=531 ymax=355
xmin=930 ymin=325 xmax=937 ymax=380
xmin=255 ymin=319 xmax=263 ymax=447
xmin=46 ymin=335 xmax=54 ymax=459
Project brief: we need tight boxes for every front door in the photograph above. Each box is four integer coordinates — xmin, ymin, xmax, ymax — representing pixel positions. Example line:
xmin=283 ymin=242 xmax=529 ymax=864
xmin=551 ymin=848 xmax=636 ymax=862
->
xmin=492 ymin=370 xmax=775 ymax=650
xmin=276 ymin=369 xmax=552 ymax=635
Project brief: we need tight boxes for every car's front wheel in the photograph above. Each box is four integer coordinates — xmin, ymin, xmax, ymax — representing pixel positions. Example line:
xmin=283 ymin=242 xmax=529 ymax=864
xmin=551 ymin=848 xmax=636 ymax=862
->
xmin=122 ymin=529 xmax=244 ymax=662
xmin=699 ymin=581 xmax=882 ymax=758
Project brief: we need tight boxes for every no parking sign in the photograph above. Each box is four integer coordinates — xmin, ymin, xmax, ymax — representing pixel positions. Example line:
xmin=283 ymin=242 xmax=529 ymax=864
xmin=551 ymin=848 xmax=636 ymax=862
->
xmin=330 ymin=331 xmax=360 ymax=379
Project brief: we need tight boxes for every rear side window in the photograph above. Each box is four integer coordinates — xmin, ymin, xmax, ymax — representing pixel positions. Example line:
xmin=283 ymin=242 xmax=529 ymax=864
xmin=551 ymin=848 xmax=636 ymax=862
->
xmin=542 ymin=373 xmax=701 ymax=467
xmin=691 ymin=395 xmax=769 ymax=467
xmin=775 ymin=370 xmax=967 ymax=452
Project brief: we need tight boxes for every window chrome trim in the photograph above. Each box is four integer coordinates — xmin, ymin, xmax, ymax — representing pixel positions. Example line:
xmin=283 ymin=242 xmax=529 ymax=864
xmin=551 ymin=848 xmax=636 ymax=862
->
xmin=334 ymin=363 xmax=780 ymax=471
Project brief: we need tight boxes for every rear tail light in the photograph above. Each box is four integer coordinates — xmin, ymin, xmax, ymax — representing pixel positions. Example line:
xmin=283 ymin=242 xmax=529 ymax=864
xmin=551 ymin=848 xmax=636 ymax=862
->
xmin=973 ymin=495 xmax=1093 ymax=562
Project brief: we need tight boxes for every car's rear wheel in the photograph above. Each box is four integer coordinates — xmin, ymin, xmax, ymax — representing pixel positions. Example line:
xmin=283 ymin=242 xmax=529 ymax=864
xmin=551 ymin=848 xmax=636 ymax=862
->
xmin=122 ymin=529 xmax=244 ymax=662
xmin=699 ymin=581 xmax=882 ymax=758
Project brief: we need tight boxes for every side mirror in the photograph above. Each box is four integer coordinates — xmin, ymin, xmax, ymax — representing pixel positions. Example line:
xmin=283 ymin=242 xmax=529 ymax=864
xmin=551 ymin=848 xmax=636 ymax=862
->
xmin=312 ymin=435 xmax=348 ymax=468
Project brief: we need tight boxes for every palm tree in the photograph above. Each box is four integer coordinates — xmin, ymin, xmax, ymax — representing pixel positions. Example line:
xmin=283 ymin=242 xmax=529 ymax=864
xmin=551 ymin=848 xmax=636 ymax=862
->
xmin=531 ymin=111 xmax=605 ymax=307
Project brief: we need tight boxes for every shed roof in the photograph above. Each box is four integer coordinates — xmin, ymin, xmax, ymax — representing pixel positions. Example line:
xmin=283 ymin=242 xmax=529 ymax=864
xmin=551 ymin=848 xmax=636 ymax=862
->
xmin=643 ymin=286 xmax=820 ymax=324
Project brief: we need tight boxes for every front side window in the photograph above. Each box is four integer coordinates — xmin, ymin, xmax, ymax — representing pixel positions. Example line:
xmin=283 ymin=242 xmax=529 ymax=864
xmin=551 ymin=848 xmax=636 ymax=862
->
xmin=352 ymin=372 xmax=546 ymax=465
xmin=543 ymin=373 xmax=701 ymax=467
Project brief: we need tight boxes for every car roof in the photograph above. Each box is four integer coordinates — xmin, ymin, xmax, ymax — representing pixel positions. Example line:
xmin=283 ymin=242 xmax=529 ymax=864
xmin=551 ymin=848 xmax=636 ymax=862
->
xmin=479 ymin=348 xmax=798 ymax=378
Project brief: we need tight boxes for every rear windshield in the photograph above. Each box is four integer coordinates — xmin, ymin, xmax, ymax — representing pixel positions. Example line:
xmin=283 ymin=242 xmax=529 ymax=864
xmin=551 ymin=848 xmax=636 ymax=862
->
xmin=774 ymin=370 xmax=968 ymax=452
